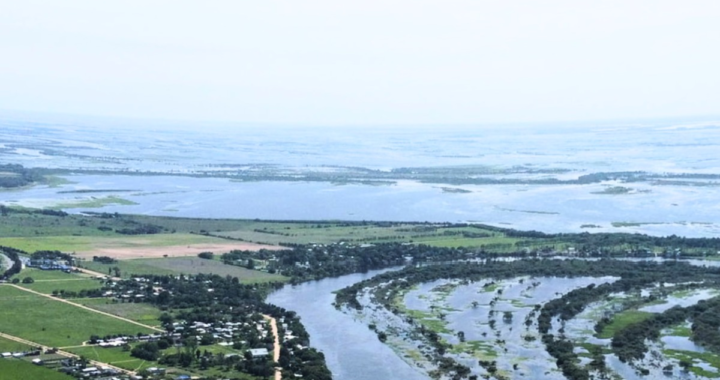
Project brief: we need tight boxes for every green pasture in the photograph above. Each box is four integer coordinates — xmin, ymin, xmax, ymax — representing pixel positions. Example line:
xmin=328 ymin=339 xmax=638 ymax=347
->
xmin=66 ymin=346 xmax=154 ymax=372
xmin=0 ymin=336 xmax=32 ymax=353
xmin=0 ymin=286 xmax=155 ymax=347
xmin=0 ymin=359 xmax=75 ymax=380
xmin=74 ymin=299 xmax=164 ymax=326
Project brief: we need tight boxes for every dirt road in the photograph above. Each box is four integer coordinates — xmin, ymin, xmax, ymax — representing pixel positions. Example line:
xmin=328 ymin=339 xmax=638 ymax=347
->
xmin=263 ymin=314 xmax=282 ymax=380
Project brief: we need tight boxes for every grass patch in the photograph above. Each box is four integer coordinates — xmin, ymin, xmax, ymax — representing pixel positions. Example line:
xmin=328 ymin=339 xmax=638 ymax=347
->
xmin=11 ymin=268 xmax=88 ymax=282
xmin=665 ymin=324 xmax=692 ymax=337
xmin=0 ymin=285 xmax=155 ymax=347
xmin=73 ymin=299 xmax=164 ymax=326
xmin=49 ymin=196 xmax=138 ymax=210
xmin=42 ymin=175 xmax=77 ymax=188
xmin=664 ymin=349 xmax=720 ymax=378
xmin=64 ymin=346 xmax=155 ymax=371
xmin=596 ymin=310 xmax=653 ymax=339
xmin=0 ymin=359 xmax=75 ymax=380
xmin=0 ymin=336 xmax=32 ymax=352
xmin=21 ymin=278 xmax=103 ymax=295
xmin=450 ymin=340 xmax=497 ymax=360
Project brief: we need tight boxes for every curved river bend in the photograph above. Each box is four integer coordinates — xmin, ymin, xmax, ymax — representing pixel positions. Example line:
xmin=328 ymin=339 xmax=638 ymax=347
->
xmin=267 ymin=268 xmax=429 ymax=380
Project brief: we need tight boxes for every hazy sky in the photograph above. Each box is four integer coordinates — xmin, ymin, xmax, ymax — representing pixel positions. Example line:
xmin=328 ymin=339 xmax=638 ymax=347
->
xmin=1 ymin=1 xmax=719 ymax=125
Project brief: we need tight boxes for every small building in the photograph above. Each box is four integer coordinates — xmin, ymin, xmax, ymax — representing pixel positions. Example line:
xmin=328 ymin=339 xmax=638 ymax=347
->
xmin=248 ymin=348 xmax=269 ymax=359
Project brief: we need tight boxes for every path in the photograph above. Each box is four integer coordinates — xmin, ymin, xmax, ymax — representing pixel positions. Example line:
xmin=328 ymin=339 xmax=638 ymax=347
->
xmin=263 ymin=314 xmax=282 ymax=380
xmin=0 ymin=332 xmax=134 ymax=376
xmin=0 ymin=283 xmax=163 ymax=332
xmin=73 ymin=266 xmax=121 ymax=281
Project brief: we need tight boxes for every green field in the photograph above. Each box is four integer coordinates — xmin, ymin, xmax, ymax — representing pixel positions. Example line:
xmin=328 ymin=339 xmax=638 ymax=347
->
xmin=0 ymin=286 xmax=154 ymax=347
xmin=597 ymin=310 xmax=654 ymax=339
xmin=82 ymin=257 xmax=287 ymax=283
xmin=11 ymin=268 xmax=104 ymax=295
xmin=0 ymin=359 xmax=75 ymax=380
xmin=11 ymin=268 xmax=86 ymax=282
xmin=0 ymin=336 xmax=32 ymax=353
xmin=66 ymin=345 xmax=155 ymax=372
xmin=74 ymin=298 xmax=164 ymax=326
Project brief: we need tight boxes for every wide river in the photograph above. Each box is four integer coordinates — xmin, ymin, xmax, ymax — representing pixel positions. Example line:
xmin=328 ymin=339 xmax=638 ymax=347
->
xmin=267 ymin=267 xmax=430 ymax=380
xmin=267 ymin=258 xmax=720 ymax=380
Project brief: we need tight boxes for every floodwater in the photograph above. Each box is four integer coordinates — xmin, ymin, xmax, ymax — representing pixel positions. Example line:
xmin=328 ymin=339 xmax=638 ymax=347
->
xmin=1 ymin=174 xmax=720 ymax=237
xmin=401 ymin=276 xmax=617 ymax=378
xmin=1 ymin=117 xmax=720 ymax=237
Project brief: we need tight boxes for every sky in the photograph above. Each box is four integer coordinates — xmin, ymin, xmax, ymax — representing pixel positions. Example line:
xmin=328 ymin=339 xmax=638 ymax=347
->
xmin=1 ymin=1 xmax=719 ymax=126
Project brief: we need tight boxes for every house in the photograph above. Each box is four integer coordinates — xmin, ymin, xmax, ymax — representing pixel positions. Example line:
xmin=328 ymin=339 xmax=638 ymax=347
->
xmin=248 ymin=348 xmax=269 ymax=359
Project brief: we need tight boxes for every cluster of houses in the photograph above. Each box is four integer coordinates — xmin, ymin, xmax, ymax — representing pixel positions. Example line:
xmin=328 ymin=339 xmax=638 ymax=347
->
xmin=0 ymin=349 xmax=41 ymax=359
xmin=22 ymin=257 xmax=73 ymax=272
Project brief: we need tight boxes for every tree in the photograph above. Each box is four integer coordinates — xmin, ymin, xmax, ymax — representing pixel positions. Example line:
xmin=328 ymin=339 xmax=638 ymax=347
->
xmin=198 ymin=252 xmax=214 ymax=260
xmin=679 ymin=359 xmax=692 ymax=372
xmin=22 ymin=277 xmax=34 ymax=284
xmin=503 ymin=311 xmax=513 ymax=322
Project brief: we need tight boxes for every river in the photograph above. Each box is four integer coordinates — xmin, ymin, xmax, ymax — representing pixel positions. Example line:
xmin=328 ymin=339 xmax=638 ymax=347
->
xmin=266 ymin=268 xmax=430 ymax=380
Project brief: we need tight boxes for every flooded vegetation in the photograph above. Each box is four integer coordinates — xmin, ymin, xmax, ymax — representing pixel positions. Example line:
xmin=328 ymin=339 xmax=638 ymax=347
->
xmin=332 ymin=259 xmax=720 ymax=379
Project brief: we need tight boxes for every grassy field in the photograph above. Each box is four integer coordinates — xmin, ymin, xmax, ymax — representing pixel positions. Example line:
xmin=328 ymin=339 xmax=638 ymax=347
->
xmin=74 ymin=298 xmax=164 ymax=326
xmin=21 ymin=279 xmax=104 ymax=295
xmin=0 ymin=359 xmax=75 ymax=380
xmin=11 ymin=268 xmax=88 ymax=282
xmin=82 ymin=257 xmax=287 ymax=283
xmin=0 ymin=286 xmax=155 ymax=347
xmin=10 ymin=268 xmax=104 ymax=296
xmin=66 ymin=345 xmax=155 ymax=372
xmin=0 ymin=336 xmax=32 ymax=353
xmin=596 ymin=310 xmax=654 ymax=339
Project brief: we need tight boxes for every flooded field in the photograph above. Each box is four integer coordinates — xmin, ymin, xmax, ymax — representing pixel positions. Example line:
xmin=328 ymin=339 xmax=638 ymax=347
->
xmin=328 ymin=260 xmax=720 ymax=380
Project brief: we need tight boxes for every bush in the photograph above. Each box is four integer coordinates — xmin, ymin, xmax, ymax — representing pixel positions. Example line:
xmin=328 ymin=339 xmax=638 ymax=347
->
xmin=198 ymin=252 xmax=214 ymax=260
xmin=22 ymin=277 xmax=34 ymax=284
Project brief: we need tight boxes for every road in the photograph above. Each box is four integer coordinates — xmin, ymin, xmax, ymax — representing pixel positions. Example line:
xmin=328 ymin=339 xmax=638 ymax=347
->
xmin=0 ymin=332 xmax=135 ymax=376
xmin=263 ymin=314 xmax=282 ymax=380
xmin=1 ymin=283 xmax=163 ymax=332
